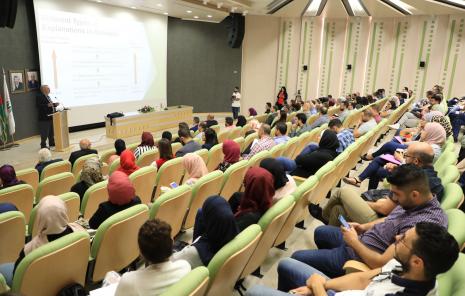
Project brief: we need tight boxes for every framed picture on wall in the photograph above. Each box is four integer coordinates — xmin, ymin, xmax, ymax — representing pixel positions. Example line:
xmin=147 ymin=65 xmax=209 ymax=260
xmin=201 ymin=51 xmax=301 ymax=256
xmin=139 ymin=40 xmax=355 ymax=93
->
xmin=25 ymin=69 xmax=40 ymax=91
xmin=9 ymin=70 xmax=25 ymax=94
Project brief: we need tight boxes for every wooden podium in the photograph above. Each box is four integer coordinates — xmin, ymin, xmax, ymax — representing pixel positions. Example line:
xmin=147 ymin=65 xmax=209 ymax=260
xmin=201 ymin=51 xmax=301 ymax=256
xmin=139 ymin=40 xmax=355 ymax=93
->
xmin=52 ymin=110 xmax=70 ymax=152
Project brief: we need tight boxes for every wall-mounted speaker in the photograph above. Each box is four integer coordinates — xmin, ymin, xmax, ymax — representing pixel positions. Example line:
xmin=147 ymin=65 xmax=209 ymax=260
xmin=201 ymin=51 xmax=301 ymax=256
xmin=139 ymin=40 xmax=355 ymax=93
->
xmin=419 ymin=61 xmax=426 ymax=68
xmin=226 ymin=13 xmax=245 ymax=48
xmin=303 ymin=65 xmax=308 ymax=71
xmin=0 ymin=0 xmax=18 ymax=29
xmin=347 ymin=64 xmax=352 ymax=70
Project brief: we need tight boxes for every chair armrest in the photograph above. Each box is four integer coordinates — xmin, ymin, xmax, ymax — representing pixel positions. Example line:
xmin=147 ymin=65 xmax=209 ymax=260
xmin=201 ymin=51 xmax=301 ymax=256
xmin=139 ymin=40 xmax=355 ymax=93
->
xmin=343 ymin=260 xmax=370 ymax=274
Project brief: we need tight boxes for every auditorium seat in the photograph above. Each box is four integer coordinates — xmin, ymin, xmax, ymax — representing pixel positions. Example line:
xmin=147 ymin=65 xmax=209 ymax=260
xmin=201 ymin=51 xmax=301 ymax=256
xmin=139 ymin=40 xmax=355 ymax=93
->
xmin=28 ymin=192 xmax=81 ymax=236
xmin=89 ymin=204 xmax=149 ymax=282
xmin=72 ymin=154 xmax=98 ymax=178
xmin=441 ymin=183 xmax=464 ymax=210
xmin=80 ymin=180 xmax=109 ymax=220
xmin=35 ymin=172 xmax=75 ymax=202
xmin=269 ymin=143 xmax=286 ymax=158
xmin=129 ymin=166 xmax=157 ymax=204
xmin=136 ymin=149 xmax=159 ymax=167
xmin=171 ymin=142 xmax=183 ymax=155
xmin=205 ymin=224 xmax=262 ymax=296
xmin=435 ymin=151 xmax=457 ymax=174
xmin=108 ymin=158 xmax=120 ymax=175
xmin=210 ymin=125 xmax=220 ymax=134
xmin=445 ymin=209 xmax=465 ymax=250
xmin=243 ymin=133 xmax=258 ymax=153
xmin=0 ymin=184 xmax=34 ymax=223
xmin=240 ymin=125 xmax=251 ymax=137
xmin=217 ymin=130 xmax=230 ymax=144
xmin=0 ymin=211 xmax=25 ymax=264
xmin=438 ymin=165 xmax=460 ymax=186
xmin=219 ymin=160 xmax=248 ymax=200
xmin=274 ymin=176 xmax=318 ymax=248
xmin=153 ymin=157 xmax=185 ymax=200
xmin=206 ymin=144 xmax=223 ymax=172
xmin=127 ymin=143 xmax=139 ymax=152
xmin=40 ymin=160 xmax=71 ymax=181
xmin=149 ymin=185 xmax=192 ymax=239
xmin=308 ymin=161 xmax=337 ymax=204
xmin=99 ymin=149 xmax=116 ymax=164
xmin=281 ymin=137 xmax=299 ymax=158
xmin=101 ymin=162 xmax=109 ymax=176
xmin=11 ymin=232 xmax=90 ymax=296
xmin=233 ymin=137 xmax=245 ymax=152
xmin=248 ymin=150 xmax=271 ymax=168
xmin=16 ymin=168 xmax=39 ymax=195
xmin=160 ymin=266 xmax=209 ymax=296
xmin=194 ymin=149 xmax=209 ymax=165
xmin=438 ymin=254 xmax=465 ymax=296
xmin=306 ymin=114 xmax=319 ymax=125
xmin=183 ymin=170 xmax=224 ymax=229
xmin=240 ymin=196 xmax=294 ymax=279
xmin=228 ymin=126 xmax=242 ymax=140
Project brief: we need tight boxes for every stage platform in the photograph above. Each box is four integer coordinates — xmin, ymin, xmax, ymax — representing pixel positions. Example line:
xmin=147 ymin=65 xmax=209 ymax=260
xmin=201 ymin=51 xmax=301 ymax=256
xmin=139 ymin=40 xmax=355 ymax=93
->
xmin=0 ymin=112 xmax=230 ymax=171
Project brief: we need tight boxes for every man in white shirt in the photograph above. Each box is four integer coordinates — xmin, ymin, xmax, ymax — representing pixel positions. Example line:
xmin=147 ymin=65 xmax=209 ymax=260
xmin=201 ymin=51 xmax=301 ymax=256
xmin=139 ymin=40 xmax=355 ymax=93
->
xmin=353 ymin=109 xmax=377 ymax=138
xmin=245 ymin=222 xmax=458 ymax=296
xmin=115 ymin=219 xmax=191 ymax=296
xmin=231 ymin=86 xmax=241 ymax=120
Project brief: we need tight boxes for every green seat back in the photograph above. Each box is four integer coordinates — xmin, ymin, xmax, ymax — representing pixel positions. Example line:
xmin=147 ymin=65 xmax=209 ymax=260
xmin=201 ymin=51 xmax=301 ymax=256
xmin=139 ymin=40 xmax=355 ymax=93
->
xmin=441 ymin=183 xmax=464 ymax=210
xmin=439 ymin=165 xmax=460 ymax=186
xmin=99 ymin=148 xmax=116 ymax=164
xmin=108 ymin=158 xmax=120 ymax=175
xmin=0 ymin=211 xmax=25 ymax=264
xmin=40 ymin=160 xmax=71 ymax=181
xmin=219 ymin=160 xmax=249 ymax=199
xmin=80 ymin=180 xmax=108 ymax=219
xmin=160 ymin=267 xmax=209 ymax=296
xmin=435 ymin=152 xmax=457 ymax=173
xmin=0 ymin=184 xmax=34 ymax=224
xmin=315 ymin=161 xmax=335 ymax=179
xmin=438 ymin=254 xmax=465 ymax=296
xmin=446 ymin=209 xmax=465 ymax=249
xmin=35 ymin=172 xmax=75 ymax=201
xmin=248 ymin=150 xmax=271 ymax=167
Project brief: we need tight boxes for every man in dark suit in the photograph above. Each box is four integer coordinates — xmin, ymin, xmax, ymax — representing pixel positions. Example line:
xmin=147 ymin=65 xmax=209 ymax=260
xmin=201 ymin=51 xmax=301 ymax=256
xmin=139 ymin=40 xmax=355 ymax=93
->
xmin=69 ymin=139 xmax=98 ymax=166
xmin=28 ymin=73 xmax=39 ymax=89
xmin=13 ymin=76 xmax=24 ymax=91
xmin=36 ymin=85 xmax=58 ymax=148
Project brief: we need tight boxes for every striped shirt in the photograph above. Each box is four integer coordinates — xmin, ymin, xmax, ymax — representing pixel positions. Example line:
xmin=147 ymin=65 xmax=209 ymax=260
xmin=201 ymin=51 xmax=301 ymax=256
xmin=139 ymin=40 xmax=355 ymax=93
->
xmin=134 ymin=145 xmax=156 ymax=159
xmin=359 ymin=198 xmax=447 ymax=254
xmin=336 ymin=129 xmax=355 ymax=153
xmin=244 ymin=136 xmax=275 ymax=160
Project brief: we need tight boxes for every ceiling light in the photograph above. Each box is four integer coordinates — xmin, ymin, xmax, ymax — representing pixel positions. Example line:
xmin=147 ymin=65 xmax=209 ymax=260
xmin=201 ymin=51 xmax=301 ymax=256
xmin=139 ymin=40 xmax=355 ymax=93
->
xmin=347 ymin=0 xmax=369 ymax=16
xmin=207 ymin=15 xmax=212 ymax=18
xmin=306 ymin=0 xmax=323 ymax=16
xmin=157 ymin=3 xmax=163 ymax=7
xmin=381 ymin=0 xmax=413 ymax=14
xmin=187 ymin=10 xmax=192 ymax=13
xmin=163 ymin=12 xmax=168 ymax=15
xmin=436 ymin=0 xmax=465 ymax=9
xmin=217 ymin=2 xmax=223 ymax=8
xmin=130 ymin=6 xmax=137 ymax=9
xmin=96 ymin=0 xmax=102 ymax=2
xmin=194 ymin=16 xmax=199 ymax=19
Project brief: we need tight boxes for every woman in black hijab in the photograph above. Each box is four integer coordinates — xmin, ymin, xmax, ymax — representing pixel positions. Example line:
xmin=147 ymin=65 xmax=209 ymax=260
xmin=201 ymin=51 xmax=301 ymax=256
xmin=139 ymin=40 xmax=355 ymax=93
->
xmin=260 ymin=158 xmax=298 ymax=202
xmin=291 ymin=130 xmax=339 ymax=178
xmin=236 ymin=115 xmax=247 ymax=127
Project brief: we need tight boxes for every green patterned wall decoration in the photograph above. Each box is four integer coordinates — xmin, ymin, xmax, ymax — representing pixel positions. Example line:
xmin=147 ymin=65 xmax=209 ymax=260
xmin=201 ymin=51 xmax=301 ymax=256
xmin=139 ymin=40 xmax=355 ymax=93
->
xmin=341 ymin=20 xmax=362 ymax=95
xmin=364 ymin=21 xmax=384 ymax=95
xmin=297 ymin=18 xmax=317 ymax=100
xmin=390 ymin=20 xmax=408 ymax=94
xmin=413 ymin=17 xmax=437 ymax=98
xmin=319 ymin=20 xmax=336 ymax=97
xmin=276 ymin=19 xmax=294 ymax=92
xmin=441 ymin=17 xmax=464 ymax=99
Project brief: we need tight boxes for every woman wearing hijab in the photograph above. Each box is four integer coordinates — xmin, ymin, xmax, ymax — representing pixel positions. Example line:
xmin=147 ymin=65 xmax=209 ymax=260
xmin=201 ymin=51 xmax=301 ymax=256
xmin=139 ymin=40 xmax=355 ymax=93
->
xmin=155 ymin=138 xmax=174 ymax=169
xmin=230 ymin=167 xmax=275 ymax=230
xmin=134 ymin=131 xmax=156 ymax=159
xmin=202 ymin=128 xmax=219 ymax=151
xmin=236 ymin=115 xmax=247 ymax=127
xmin=183 ymin=153 xmax=208 ymax=185
xmin=173 ymin=196 xmax=239 ymax=268
xmin=108 ymin=139 xmax=126 ymax=165
xmin=424 ymin=111 xmax=453 ymax=138
xmin=0 ymin=196 xmax=84 ymax=286
xmin=0 ymin=165 xmax=24 ymax=189
xmin=291 ymin=130 xmax=340 ymax=178
xmin=117 ymin=150 xmax=140 ymax=176
xmin=70 ymin=157 xmax=105 ymax=200
xmin=260 ymin=158 xmax=297 ymax=202
xmin=271 ymin=110 xmax=287 ymax=129
xmin=420 ymin=122 xmax=447 ymax=160
xmin=248 ymin=108 xmax=258 ymax=117
xmin=89 ymin=171 xmax=141 ymax=229
xmin=217 ymin=140 xmax=241 ymax=172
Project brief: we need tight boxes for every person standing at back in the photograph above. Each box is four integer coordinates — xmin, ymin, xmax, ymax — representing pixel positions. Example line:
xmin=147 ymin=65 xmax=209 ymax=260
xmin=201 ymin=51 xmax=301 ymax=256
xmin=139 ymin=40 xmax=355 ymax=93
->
xmin=36 ymin=85 xmax=58 ymax=149
xmin=231 ymin=86 xmax=241 ymax=120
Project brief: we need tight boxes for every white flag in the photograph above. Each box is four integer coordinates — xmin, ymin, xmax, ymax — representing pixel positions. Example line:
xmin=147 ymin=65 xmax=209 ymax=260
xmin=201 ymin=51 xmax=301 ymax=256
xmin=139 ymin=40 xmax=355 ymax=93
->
xmin=2 ymin=68 xmax=15 ymax=135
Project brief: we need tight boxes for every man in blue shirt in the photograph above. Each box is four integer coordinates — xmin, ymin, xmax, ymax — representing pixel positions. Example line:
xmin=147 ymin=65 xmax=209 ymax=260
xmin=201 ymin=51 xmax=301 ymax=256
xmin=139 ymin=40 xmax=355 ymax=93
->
xmin=328 ymin=119 xmax=354 ymax=153
xmin=274 ymin=122 xmax=290 ymax=145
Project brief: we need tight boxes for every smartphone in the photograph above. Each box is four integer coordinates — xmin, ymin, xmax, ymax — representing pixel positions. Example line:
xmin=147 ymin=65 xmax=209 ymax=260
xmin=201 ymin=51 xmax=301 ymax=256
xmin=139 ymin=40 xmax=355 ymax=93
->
xmin=338 ymin=215 xmax=350 ymax=229
xmin=169 ymin=182 xmax=179 ymax=189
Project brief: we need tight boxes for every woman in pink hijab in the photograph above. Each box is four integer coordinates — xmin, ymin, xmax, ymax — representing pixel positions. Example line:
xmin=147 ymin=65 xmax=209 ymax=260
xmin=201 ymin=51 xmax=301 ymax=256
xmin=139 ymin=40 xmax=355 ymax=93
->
xmin=420 ymin=122 xmax=446 ymax=160
xmin=183 ymin=153 xmax=208 ymax=185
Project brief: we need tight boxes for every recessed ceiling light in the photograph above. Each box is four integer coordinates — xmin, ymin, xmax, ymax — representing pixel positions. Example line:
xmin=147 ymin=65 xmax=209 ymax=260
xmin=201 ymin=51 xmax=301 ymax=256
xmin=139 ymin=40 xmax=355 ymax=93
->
xmin=157 ymin=3 xmax=163 ymax=7
xmin=194 ymin=16 xmax=199 ymax=19
xmin=130 ymin=6 xmax=136 ymax=9
xmin=96 ymin=0 xmax=102 ymax=2
xmin=163 ymin=12 xmax=168 ymax=15
xmin=187 ymin=10 xmax=192 ymax=13
xmin=207 ymin=15 xmax=212 ymax=18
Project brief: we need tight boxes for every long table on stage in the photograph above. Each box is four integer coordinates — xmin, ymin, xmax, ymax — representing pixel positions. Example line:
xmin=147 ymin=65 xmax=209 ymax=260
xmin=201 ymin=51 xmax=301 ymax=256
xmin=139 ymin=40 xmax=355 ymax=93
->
xmin=105 ymin=105 xmax=193 ymax=139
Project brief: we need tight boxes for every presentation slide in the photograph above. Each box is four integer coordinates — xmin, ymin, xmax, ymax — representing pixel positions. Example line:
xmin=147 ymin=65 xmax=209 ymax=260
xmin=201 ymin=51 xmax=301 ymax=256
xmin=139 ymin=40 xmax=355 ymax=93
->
xmin=34 ymin=0 xmax=167 ymax=126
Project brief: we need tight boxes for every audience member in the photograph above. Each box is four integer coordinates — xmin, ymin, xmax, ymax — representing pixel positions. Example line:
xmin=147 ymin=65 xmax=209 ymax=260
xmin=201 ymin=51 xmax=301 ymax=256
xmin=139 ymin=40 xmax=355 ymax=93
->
xmin=182 ymin=153 xmax=208 ymax=185
xmin=115 ymin=219 xmax=191 ymax=296
xmin=0 ymin=203 xmax=17 ymax=214
xmin=266 ymin=106 xmax=278 ymax=125
xmin=260 ymin=158 xmax=297 ymax=202
xmin=108 ymin=139 xmax=126 ymax=165
xmin=274 ymin=122 xmax=290 ymax=145
xmin=353 ymin=109 xmax=377 ymax=138
xmin=190 ymin=117 xmax=200 ymax=132
xmin=117 ymin=150 xmax=140 ymax=176
xmin=425 ymin=111 xmax=452 ymax=138
xmin=236 ymin=115 xmax=247 ymax=127
xmin=202 ymin=128 xmax=219 ymax=150
xmin=217 ymin=140 xmax=241 ymax=172
xmin=69 ymin=139 xmax=98 ymax=166
xmin=195 ymin=122 xmax=207 ymax=140
xmin=176 ymin=128 xmax=202 ymax=157
xmin=89 ymin=171 xmax=141 ymax=229
xmin=205 ymin=114 xmax=218 ymax=128
xmin=290 ymin=165 xmax=447 ymax=278
xmin=161 ymin=131 xmax=172 ymax=142
xmin=246 ymin=222 xmax=458 ymax=296
xmin=248 ymin=108 xmax=258 ymax=116
xmin=0 ymin=165 xmax=24 ymax=189
xmin=173 ymin=196 xmax=239 ymax=268
xmin=230 ymin=167 xmax=274 ymax=230
xmin=276 ymin=86 xmax=288 ymax=109
xmin=225 ymin=117 xmax=235 ymax=129
xmin=328 ymin=119 xmax=355 ymax=153
xmin=70 ymin=157 xmax=104 ymax=200
xmin=155 ymin=139 xmax=174 ymax=169
xmin=265 ymin=102 xmax=272 ymax=114
xmin=35 ymin=148 xmax=62 ymax=176
xmin=289 ymin=113 xmax=311 ymax=137
xmin=429 ymin=94 xmax=447 ymax=114
xmin=134 ymin=132 xmax=156 ymax=159
xmin=272 ymin=110 xmax=287 ymax=128
xmin=337 ymin=101 xmax=350 ymax=122
xmin=243 ymin=124 xmax=275 ymax=160
xmin=309 ymin=106 xmax=330 ymax=129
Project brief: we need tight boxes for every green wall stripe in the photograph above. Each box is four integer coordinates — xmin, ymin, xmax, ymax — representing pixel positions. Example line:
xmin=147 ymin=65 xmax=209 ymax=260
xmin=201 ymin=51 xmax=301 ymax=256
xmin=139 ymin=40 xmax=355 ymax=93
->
xmin=280 ymin=21 xmax=286 ymax=65
xmin=416 ymin=21 xmax=427 ymax=67
xmin=396 ymin=52 xmax=404 ymax=91
xmin=420 ymin=52 xmax=430 ymax=96
xmin=327 ymin=46 xmax=333 ymax=95
xmin=345 ymin=22 xmax=353 ymax=65
xmin=323 ymin=22 xmax=330 ymax=65
xmin=305 ymin=22 xmax=312 ymax=100
xmin=285 ymin=37 xmax=291 ymax=86
xmin=373 ymin=52 xmax=380 ymax=93
xmin=369 ymin=23 xmax=378 ymax=67
xmin=391 ymin=22 xmax=401 ymax=70
xmin=302 ymin=22 xmax=308 ymax=62
xmin=443 ymin=20 xmax=456 ymax=72
xmin=447 ymin=53 xmax=459 ymax=99
xmin=350 ymin=50 xmax=357 ymax=93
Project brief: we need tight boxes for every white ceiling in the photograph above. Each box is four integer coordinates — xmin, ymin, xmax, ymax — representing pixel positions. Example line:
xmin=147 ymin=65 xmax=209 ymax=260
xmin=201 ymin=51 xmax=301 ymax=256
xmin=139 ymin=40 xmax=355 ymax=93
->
xmin=87 ymin=0 xmax=465 ymax=22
